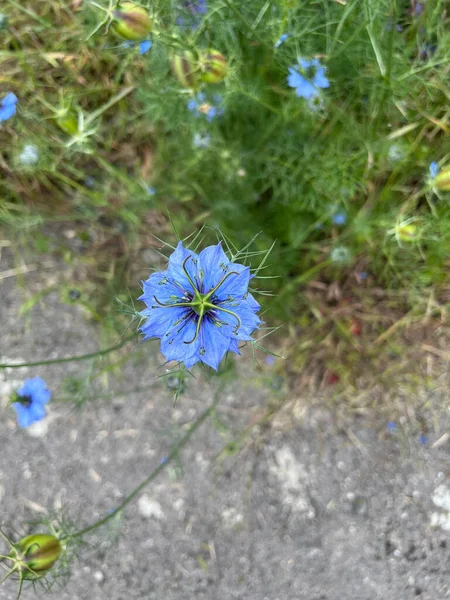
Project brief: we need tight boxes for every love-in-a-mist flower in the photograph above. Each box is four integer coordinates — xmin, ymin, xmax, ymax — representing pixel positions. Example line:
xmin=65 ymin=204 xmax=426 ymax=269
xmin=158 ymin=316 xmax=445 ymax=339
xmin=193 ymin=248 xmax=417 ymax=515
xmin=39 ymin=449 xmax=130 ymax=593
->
xmin=176 ymin=0 xmax=207 ymax=29
xmin=0 ymin=92 xmax=18 ymax=123
xmin=287 ymin=58 xmax=329 ymax=99
xmin=11 ymin=377 xmax=51 ymax=428
xmin=139 ymin=241 xmax=261 ymax=370
xmin=187 ymin=93 xmax=224 ymax=121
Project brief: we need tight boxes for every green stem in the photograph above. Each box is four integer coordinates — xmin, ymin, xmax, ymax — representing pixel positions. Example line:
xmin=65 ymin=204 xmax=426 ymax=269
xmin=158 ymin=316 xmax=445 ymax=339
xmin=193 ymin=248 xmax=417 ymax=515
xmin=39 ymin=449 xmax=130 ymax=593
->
xmin=0 ymin=333 xmax=136 ymax=369
xmin=69 ymin=388 xmax=222 ymax=539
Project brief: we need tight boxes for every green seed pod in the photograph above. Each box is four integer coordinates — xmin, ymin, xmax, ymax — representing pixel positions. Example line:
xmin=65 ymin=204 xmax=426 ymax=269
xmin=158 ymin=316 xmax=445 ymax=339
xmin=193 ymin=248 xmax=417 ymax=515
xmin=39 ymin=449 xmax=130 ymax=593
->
xmin=434 ymin=167 xmax=450 ymax=192
xmin=170 ymin=51 xmax=202 ymax=89
xmin=111 ymin=2 xmax=152 ymax=41
xmin=396 ymin=223 xmax=418 ymax=242
xmin=199 ymin=49 xmax=228 ymax=84
xmin=12 ymin=534 xmax=62 ymax=579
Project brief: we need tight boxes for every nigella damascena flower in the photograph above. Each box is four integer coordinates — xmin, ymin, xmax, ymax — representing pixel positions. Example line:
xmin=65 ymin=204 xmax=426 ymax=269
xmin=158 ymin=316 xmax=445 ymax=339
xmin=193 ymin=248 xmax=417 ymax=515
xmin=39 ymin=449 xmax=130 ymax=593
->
xmin=0 ymin=92 xmax=18 ymax=123
xmin=176 ymin=0 xmax=207 ymax=29
xmin=287 ymin=58 xmax=329 ymax=100
xmin=187 ymin=93 xmax=224 ymax=121
xmin=139 ymin=242 xmax=261 ymax=370
xmin=12 ymin=377 xmax=51 ymax=428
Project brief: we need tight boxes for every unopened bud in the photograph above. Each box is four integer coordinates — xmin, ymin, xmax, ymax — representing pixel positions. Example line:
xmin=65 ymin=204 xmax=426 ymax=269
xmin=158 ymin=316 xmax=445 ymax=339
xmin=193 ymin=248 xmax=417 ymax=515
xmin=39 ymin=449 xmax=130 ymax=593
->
xmin=111 ymin=2 xmax=152 ymax=41
xmin=10 ymin=534 xmax=62 ymax=579
xmin=434 ymin=167 xmax=450 ymax=192
xmin=199 ymin=49 xmax=228 ymax=84
xmin=396 ymin=222 xmax=418 ymax=242
xmin=171 ymin=51 xmax=202 ymax=89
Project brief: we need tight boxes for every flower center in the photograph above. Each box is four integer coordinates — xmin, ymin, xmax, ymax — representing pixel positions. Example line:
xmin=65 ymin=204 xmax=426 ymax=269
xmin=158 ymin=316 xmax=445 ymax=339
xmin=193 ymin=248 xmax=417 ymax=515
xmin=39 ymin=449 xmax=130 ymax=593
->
xmin=18 ymin=395 xmax=32 ymax=408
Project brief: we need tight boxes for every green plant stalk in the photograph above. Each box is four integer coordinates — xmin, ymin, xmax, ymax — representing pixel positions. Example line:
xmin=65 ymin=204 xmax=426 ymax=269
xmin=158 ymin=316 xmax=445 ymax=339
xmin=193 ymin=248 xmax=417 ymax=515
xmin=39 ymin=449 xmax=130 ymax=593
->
xmin=69 ymin=387 xmax=222 ymax=539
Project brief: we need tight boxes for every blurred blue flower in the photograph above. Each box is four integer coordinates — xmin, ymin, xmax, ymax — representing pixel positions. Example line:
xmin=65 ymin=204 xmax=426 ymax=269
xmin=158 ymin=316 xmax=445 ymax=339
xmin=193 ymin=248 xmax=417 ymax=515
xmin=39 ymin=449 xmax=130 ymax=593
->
xmin=419 ymin=434 xmax=427 ymax=445
xmin=187 ymin=93 xmax=224 ymax=121
xmin=193 ymin=132 xmax=211 ymax=148
xmin=0 ymin=92 xmax=18 ymax=123
xmin=121 ymin=40 xmax=152 ymax=54
xmin=358 ymin=271 xmax=368 ymax=280
xmin=18 ymin=144 xmax=39 ymax=166
xmin=12 ymin=377 xmax=51 ymax=428
xmin=176 ymin=0 xmax=207 ymax=29
xmin=429 ymin=161 xmax=439 ymax=179
xmin=332 ymin=212 xmax=347 ymax=226
xmin=274 ymin=33 xmax=291 ymax=48
xmin=287 ymin=58 xmax=329 ymax=99
xmin=139 ymin=241 xmax=261 ymax=370
xmin=147 ymin=186 xmax=156 ymax=195
xmin=387 ymin=421 xmax=397 ymax=431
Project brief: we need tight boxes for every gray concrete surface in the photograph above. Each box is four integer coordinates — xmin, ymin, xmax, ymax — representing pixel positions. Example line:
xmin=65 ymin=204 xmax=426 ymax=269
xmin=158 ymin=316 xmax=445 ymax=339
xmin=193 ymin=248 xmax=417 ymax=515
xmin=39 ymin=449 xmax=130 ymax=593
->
xmin=1 ymin=243 xmax=450 ymax=600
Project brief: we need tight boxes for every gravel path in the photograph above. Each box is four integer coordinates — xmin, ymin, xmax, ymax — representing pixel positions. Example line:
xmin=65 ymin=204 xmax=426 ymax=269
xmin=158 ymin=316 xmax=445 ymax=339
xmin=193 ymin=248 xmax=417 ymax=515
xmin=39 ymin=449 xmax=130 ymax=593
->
xmin=1 ymin=244 xmax=450 ymax=600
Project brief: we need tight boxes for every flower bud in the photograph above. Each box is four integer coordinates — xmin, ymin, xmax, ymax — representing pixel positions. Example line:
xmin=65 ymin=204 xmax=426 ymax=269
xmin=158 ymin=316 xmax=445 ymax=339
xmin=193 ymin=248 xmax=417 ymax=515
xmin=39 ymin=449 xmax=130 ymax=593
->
xmin=11 ymin=534 xmax=62 ymax=579
xmin=111 ymin=2 xmax=152 ymax=41
xmin=434 ymin=167 xmax=450 ymax=192
xmin=199 ymin=49 xmax=228 ymax=84
xmin=171 ymin=51 xmax=202 ymax=89
xmin=396 ymin=222 xmax=418 ymax=242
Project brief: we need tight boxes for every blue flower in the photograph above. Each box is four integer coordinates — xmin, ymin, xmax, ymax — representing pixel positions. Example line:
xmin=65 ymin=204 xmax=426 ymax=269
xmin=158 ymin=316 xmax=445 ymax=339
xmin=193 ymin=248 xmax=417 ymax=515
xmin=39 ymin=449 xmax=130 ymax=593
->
xmin=287 ymin=58 xmax=329 ymax=99
xmin=121 ymin=40 xmax=152 ymax=54
xmin=429 ymin=161 xmax=439 ymax=179
xmin=12 ymin=377 xmax=51 ymax=428
xmin=274 ymin=33 xmax=291 ymax=48
xmin=0 ymin=92 xmax=18 ymax=123
xmin=139 ymin=40 xmax=152 ymax=54
xmin=332 ymin=212 xmax=347 ymax=226
xmin=187 ymin=93 xmax=224 ymax=121
xmin=176 ymin=0 xmax=207 ymax=29
xmin=147 ymin=185 xmax=156 ymax=195
xmin=139 ymin=241 xmax=262 ymax=370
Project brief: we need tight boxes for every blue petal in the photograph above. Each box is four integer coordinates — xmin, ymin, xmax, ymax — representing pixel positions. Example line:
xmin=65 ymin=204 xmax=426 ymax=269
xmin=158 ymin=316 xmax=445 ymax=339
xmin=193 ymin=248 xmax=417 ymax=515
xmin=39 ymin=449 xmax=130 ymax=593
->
xmin=140 ymin=271 xmax=187 ymax=306
xmin=295 ymin=79 xmax=317 ymax=99
xmin=214 ymin=265 xmax=251 ymax=301
xmin=196 ymin=319 xmax=231 ymax=370
xmin=139 ymin=40 xmax=152 ymax=55
xmin=167 ymin=242 xmax=199 ymax=293
xmin=141 ymin=306 xmax=189 ymax=339
xmin=287 ymin=68 xmax=303 ymax=89
xmin=2 ymin=92 xmax=18 ymax=107
xmin=299 ymin=58 xmax=313 ymax=70
xmin=0 ymin=103 xmax=16 ymax=122
xmin=228 ymin=338 xmax=241 ymax=355
xmin=160 ymin=313 xmax=200 ymax=367
xmin=198 ymin=243 xmax=230 ymax=293
xmin=313 ymin=68 xmax=330 ymax=89
xmin=429 ymin=161 xmax=439 ymax=179
xmin=212 ymin=301 xmax=261 ymax=341
xmin=187 ymin=99 xmax=198 ymax=112
xmin=245 ymin=292 xmax=261 ymax=313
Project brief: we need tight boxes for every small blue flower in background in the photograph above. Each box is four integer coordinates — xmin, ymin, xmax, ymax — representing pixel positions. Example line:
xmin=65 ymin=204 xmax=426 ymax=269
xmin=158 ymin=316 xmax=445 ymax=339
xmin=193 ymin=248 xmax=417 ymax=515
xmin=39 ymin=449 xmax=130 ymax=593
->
xmin=12 ymin=377 xmax=51 ymax=428
xmin=429 ymin=161 xmax=439 ymax=180
xmin=139 ymin=241 xmax=261 ymax=370
xmin=358 ymin=271 xmax=368 ymax=280
xmin=18 ymin=144 xmax=39 ymax=166
xmin=274 ymin=33 xmax=291 ymax=48
xmin=419 ymin=434 xmax=427 ymax=445
xmin=387 ymin=421 xmax=397 ymax=431
xmin=176 ymin=0 xmax=207 ymax=29
xmin=287 ymin=58 xmax=329 ymax=100
xmin=0 ymin=92 xmax=18 ymax=123
xmin=147 ymin=185 xmax=156 ymax=195
xmin=330 ymin=246 xmax=351 ymax=264
xmin=188 ymin=93 xmax=224 ymax=121
xmin=121 ymin=40 xmax=152 ymax=54
xmin=332 ymin=212 xmax=347 ymax=226
xmin=139 ymin=40 xmax=152 ymax=55
xmin=193 ymin=132 xmax=211 ymax=148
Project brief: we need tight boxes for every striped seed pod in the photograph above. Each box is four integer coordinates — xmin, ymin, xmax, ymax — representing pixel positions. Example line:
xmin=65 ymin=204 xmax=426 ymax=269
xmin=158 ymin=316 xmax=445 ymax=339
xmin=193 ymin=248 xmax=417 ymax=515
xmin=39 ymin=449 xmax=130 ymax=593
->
xmin=12 ymin=534 xmax=62 ymax=580
xmin=111 ymin=2 xmax=152 ymax=41
xmin=171 ymin=51 xmax=202 ymax=89
xmin=199 ymin=49 xmax=228 ymax=84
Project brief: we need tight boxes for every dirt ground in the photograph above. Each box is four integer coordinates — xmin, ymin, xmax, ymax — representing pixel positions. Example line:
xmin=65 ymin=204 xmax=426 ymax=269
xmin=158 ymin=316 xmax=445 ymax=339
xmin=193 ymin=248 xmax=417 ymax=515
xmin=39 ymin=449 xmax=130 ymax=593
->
xmin=1 ymin=242 xmax=450 ymax=600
